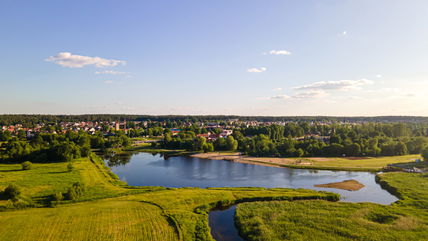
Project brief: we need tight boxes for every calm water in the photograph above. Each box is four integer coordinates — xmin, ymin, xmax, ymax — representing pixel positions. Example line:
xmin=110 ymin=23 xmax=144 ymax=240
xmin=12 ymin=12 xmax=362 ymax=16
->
xmin=105 ymin=152 xmax=397 ymax=204
xmin=105 ymin=152 xmax=398 ymax=241
xmin=209 ymin=205 xmax=244 ymax=241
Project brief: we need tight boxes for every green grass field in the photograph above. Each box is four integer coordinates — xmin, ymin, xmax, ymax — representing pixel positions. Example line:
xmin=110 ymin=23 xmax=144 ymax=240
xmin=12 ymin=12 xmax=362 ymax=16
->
xmin=235 ymin=173 xmax=428 ymax=241
xmin=1 ymin=151 xmax=426 ymax=241
xmin=192 ymin=152 xmax=421 ymax=171
xmin=291 ymin=154 xmax=421 ymax=171
xmin=0 ymin=155 xmax=338 ymax=241
xmin=0 ymin=199 xmax=177 ymax=241
xmin=0 ymin=156 xmax=132 ymax=208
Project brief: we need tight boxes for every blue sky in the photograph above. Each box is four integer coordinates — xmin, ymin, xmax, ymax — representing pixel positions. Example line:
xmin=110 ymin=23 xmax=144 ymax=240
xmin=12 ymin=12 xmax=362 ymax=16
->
xmin=1 ymin=0 xmax=428 ymax=116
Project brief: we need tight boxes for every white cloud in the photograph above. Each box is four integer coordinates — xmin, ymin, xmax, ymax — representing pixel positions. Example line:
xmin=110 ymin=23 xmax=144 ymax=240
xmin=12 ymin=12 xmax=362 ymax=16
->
xmin=273 ymin=87 xmax=283 ymax=91
xmin=292 ymin=90 xmax=328 ymax=99
xmin=95 ymin=70 xmax=128 ymax=75
xmin=270 ymin=94 xmax=291 ymax=100
xmin=293 ymin=79 xmax=373 ymax=91
xmin=104 ymin=80 xmax=114 ymax=84
xmin=342 ymin=31 xmax=347 ymax=36
xmin=247 ymin=67 xmax=267 ymax=73
xmin=46 ymin=52 xmax=126 ymax=68
xmin=266 ymin=50 xmax=291 ymax=55
xmin=269 ymin=90 xmax=327 ymax=101
xmin=376 ymin=74 xmax=382 ymax=78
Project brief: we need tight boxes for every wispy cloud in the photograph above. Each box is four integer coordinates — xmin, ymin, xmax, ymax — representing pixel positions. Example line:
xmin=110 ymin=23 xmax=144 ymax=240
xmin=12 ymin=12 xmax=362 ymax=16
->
xmin=270 ymin=94 xmax=291 ymax=100
xmin=269 ymin=90 xmax=327 ymax=101
xmin=293 ymin=79 xmax=373 ymax=91
xmin=103 ymin=80 xmax=114 ymax=84
xmin=46 ymin=52 xmax=126 ymax=68
xmin=265 ymin=50 xmax=291 ymax=55
xmin=247 ymin=67 xmax=267 ymax=73
xmin=292 ymin=90 xmax=328 ymax=99
xmin=95 ymin=70 xmax=128 ymax=75
xmin=342 ymin=31 xmax=347 ymax=36
xmin=273 ymin=87 xmax=283 ymax=91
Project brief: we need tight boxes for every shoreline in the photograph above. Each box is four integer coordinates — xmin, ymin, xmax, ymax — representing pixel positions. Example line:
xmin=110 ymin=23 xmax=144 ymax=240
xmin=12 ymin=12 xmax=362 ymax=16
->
xmin=190 ymin=152 xmax=383 ymax=172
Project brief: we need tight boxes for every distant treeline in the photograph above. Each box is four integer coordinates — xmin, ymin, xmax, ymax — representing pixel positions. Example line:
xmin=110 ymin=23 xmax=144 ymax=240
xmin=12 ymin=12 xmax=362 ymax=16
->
xmin=159 ymin=122 xmax=428 ymax=158
xmin=0 ymin=131 xmax=131 ymax=163
xmin=1 ymin=114 xmax=428 ymax=126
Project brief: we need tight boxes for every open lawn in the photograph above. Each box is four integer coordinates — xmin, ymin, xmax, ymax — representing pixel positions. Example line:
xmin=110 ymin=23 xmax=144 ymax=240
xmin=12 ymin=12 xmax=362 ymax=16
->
xmin=192 ymin=152 xmax=421 ymax=171
xmin=235 ymin=172 xmax=428 ymax=241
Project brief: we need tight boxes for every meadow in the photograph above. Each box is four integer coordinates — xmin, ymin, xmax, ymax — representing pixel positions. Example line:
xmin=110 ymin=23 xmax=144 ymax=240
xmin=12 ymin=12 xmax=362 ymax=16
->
xmin=192 ymin=152 xmax=420 ymax=171
xmin=0 ymin=155 xmax=338 ymax=241
xmin=235 ymin=173 xmax=428 ymax=241
xmin=0 ymin=150 xmax=426 ymax=241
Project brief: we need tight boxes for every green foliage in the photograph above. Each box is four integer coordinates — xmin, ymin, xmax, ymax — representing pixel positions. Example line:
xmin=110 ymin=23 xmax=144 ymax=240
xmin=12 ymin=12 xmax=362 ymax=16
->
xmin=65 ymin=182 xmax=85 ymax=200
xmin=67 ymin=162 xmax=74 ymax=172
xmin=50 ymin=192 xmax=64 ymax=206
xmin=226 ymin=136 xmax=238 ymax=151
xmin=202 ymin=143 xmax=214 ymax=153
xmin=21 ymin=161 xmax=32 ymax=170
xmin=52 ymin=192 xmax=64 ymax=202
xmin=422 ymin=146 xmax=428 ymax=162
xmin=3 ymin=184 xmax=21 ymax=200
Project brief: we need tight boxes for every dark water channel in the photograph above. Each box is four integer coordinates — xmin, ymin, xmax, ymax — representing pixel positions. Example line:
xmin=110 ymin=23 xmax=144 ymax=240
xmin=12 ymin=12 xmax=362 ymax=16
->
xmin=104 ymin=152 xmax=399 ymax=241
xmin=209 ymin=205 xmax=243 ymax=241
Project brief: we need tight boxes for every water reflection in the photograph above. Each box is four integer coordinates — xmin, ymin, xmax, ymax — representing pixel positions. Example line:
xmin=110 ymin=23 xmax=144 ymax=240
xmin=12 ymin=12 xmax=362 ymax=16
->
xmin=105 ymin=152 xmax=398 ymax=204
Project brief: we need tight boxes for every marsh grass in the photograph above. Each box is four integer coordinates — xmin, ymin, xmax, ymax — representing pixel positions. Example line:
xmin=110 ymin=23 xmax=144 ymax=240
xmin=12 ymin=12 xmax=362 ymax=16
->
xmin=236 ymin=173 xmax=428 ymax=241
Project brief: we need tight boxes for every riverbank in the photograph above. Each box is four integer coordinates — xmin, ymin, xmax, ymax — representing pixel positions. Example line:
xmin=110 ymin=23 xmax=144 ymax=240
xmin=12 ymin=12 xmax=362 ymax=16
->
xmin=235 ymin=172 xmax=428 ymax=241
xmin=191 ymin=152 xmax=421 ymax=172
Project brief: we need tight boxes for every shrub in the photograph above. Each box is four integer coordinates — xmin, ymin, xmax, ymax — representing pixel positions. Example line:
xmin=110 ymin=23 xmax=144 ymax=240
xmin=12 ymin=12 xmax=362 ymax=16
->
xmin=21 ymin=161 xmax=32 ymax=170
xmin=67 ymin=162 xmax=74 ymax=172
xmin=50 ymin=192 xmax=64 ymax=207
xmin=3 ymin=184 xmax=21 ymax=200
xmin=5 ymin=199 xmax=31 ymax=209
xmin=53 ymin=192 xmax=64 ymax=202
xmin=421 ymin=146 xmax=428 ymax=162
xmin=65 ymin=182 xmax=85 ymax=200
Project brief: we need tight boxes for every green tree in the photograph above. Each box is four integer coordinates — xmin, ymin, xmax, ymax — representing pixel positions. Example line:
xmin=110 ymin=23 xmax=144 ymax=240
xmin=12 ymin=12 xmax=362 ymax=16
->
xmin=421 ymin=146 xmax=428 ymax=162
xmin=3 ymin=184 xmax=21 ymax=200
xmin=193 ymin=136 xmax=206 ymax=151
xmin=21 ymin=161 xmax=32 ymax=170
xmin=203 ymin=143 xmax=214 ymax=153
xmin=226 ymin=136 xmax=238 ymax=151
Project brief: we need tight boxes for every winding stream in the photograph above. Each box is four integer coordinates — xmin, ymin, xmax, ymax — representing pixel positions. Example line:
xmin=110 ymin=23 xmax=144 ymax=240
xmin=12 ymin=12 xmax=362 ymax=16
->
xmin=209 ymin=205 xmax=243 ymax=241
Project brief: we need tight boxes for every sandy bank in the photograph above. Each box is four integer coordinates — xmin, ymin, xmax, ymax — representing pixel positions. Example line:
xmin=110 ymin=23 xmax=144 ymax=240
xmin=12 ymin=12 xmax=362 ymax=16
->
xmin=314 ymin=179 xmax=365 ymax=191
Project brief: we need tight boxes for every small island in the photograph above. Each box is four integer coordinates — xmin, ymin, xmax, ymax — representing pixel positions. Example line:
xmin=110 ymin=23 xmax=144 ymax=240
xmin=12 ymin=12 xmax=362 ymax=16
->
xmin=314 ymin=179 xmax=365 ymax=191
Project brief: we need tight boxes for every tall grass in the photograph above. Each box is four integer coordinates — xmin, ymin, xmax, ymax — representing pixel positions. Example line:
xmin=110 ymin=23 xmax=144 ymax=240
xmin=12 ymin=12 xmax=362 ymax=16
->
xmin=235 ymin=173 xmax=428 ymax=241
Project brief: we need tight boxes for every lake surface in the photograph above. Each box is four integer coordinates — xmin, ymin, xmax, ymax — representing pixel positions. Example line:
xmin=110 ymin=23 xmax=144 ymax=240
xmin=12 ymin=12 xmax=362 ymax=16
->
xmin=105 ymin=152 xmax=399 ymax=241
xmin=105 ymin=152 xmax=397 ymax=204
